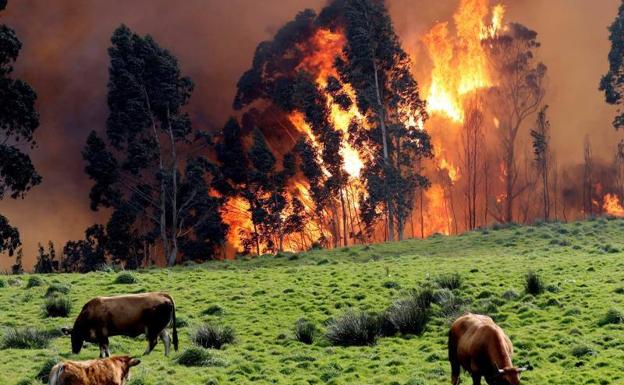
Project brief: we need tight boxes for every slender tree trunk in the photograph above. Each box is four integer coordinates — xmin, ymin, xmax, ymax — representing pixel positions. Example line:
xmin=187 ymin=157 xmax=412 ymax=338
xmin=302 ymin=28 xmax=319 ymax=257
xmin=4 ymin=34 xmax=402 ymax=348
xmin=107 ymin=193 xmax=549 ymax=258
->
xmin=339 ymin=188 xmax=348 ymax=247
xmin=419 ymin=188 xmax=425 ymax=238
xmin=372 ymin=60 xmax=394 ymax=242
xmin=167 ymin=109 xmax=178 ymax=266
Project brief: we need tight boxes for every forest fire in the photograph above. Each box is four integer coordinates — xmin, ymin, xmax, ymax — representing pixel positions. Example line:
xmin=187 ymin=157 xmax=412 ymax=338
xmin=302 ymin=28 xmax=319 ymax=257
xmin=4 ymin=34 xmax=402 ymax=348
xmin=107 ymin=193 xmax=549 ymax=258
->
xmin=603 ymin=194 xmax=624 ymax=217
xmin=221 ymin=0 xmax=516 ymax=253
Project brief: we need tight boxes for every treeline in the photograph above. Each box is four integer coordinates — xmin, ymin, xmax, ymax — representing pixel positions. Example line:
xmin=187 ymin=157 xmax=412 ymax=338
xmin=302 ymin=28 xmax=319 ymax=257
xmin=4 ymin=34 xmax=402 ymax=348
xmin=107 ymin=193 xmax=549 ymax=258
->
xmin=51 ymin=0 xmax=433 ymax=271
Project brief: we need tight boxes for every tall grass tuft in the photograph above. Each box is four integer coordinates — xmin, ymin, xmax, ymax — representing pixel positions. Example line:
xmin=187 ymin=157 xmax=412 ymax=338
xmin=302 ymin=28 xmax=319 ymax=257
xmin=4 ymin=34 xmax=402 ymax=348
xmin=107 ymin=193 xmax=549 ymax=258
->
xmin=294 ymin=318 xmax=316 ymax=344
xmin=524 ymin=270 xmax=545 ymax=295
xmin=598 ymin=309 xmax=624 ymax=326
xmin=114 ymin=272 xmax=138 ymax=284
xmin=43 ymin=294 xmax=72 ymax=317
xmin=175 ymin=346 xmax=228 ymax=367
xmin=386 ymin=294 xmax=430 ymax=335
xmin=45 ymin=282 xmax=70 ymax=297
xmin=325 ymin=310 xmax=378 ymax=346
xmin=435 ymin=273 xmax=462 ymax=290
xmin=1 ymin=327 xmax=51 ymax=349
xmin=26 ymin=276 xmax=44 ymax=288
xmin=192 ymin=323 xmax=236 ymax=349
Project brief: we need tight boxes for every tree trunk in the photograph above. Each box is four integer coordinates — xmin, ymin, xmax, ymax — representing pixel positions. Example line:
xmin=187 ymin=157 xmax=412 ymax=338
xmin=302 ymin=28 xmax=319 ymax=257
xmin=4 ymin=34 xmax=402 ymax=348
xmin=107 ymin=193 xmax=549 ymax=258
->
xmin=339 ymin=188 xmax=348 ymax=247
xmin=372 ymin=60 xmax=394 ymax=242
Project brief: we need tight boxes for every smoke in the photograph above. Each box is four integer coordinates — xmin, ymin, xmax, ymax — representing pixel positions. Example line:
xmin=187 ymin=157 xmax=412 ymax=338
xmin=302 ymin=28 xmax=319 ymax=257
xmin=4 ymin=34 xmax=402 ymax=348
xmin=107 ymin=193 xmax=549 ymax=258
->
xmin=0 ymin=0 xmax=620 ymax=269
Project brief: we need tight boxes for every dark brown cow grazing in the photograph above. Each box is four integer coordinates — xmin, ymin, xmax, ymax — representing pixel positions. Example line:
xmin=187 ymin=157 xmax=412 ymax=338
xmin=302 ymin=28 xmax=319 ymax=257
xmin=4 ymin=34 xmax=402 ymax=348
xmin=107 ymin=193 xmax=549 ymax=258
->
xmin=62 ymin=292 xmax=178 ymax=358
xmin=448 ymin=313 xmax=526 ymax=385
xmin=48 ymin=356 xmax=140 ymax=385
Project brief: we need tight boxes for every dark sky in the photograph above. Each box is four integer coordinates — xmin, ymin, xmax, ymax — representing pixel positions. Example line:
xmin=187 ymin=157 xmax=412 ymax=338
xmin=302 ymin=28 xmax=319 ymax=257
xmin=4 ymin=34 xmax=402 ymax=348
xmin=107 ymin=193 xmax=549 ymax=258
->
xmin=0 ymin=0 xmax=620 ymax=269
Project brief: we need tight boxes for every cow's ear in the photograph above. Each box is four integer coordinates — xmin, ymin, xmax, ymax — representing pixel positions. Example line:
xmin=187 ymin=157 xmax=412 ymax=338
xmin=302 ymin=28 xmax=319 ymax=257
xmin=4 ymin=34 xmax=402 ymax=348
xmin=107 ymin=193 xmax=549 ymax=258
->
xmin=61 ymin=327 xmax=72 ymax=336
xmin=128 ymin=358 xmax=141 ymax=367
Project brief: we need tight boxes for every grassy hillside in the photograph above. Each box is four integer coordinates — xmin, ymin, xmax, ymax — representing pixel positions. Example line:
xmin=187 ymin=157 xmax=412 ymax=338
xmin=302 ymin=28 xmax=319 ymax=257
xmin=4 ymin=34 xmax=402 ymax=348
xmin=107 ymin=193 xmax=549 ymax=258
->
xmin=2 ymin=218 xmax=624 ymax=385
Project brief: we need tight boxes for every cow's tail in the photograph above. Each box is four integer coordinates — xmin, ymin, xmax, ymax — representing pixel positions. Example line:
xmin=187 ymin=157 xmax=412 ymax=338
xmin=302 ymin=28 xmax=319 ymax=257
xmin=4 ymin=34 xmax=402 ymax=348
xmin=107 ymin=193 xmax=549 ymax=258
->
xmin=170 ymin=297 xmax=178 ymax=351
xmin=48 ymin=363 xmax=64 ymax=385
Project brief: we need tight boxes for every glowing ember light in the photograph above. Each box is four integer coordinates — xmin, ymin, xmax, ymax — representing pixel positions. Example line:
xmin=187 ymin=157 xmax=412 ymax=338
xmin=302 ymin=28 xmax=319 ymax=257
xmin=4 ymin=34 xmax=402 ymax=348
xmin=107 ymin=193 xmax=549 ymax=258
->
xmin=295 ymin=28 xmax=365 ymax=177
xmin=603 ymin=194 xmax=624 ymax=217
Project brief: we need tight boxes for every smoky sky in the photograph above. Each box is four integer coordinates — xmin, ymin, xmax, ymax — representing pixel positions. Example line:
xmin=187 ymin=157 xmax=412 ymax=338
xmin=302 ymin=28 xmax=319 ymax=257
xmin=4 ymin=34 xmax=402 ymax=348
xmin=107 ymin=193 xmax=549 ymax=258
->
xmin=0 ymin=0 xmax=620 ymax=269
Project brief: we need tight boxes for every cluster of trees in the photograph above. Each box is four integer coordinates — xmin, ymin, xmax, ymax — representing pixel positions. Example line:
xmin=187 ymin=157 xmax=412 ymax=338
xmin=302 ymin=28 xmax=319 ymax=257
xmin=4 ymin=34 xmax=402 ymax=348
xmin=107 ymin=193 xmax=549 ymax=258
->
xmin=0 ymin=0 xmax=41 ymax=268
xmin=7 ymin=0 xmax=624 ymax=272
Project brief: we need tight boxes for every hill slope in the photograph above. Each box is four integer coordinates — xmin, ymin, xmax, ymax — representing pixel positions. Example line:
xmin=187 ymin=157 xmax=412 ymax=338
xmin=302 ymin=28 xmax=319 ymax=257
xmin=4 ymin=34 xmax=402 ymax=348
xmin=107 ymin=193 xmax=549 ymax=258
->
xmin=2 ymin=218 xmax=624 ymax=385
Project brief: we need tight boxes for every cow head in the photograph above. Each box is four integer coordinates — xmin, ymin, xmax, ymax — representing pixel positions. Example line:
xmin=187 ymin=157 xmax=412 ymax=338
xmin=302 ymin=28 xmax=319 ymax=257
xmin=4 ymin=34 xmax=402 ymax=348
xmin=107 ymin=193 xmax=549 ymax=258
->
xmin=113 ymin=356 xmax=141 ymax=381
xmin=61 ymin=327 xmax=84 ymax=354
xmin=487 ymin=367 xmax=526 ymax=385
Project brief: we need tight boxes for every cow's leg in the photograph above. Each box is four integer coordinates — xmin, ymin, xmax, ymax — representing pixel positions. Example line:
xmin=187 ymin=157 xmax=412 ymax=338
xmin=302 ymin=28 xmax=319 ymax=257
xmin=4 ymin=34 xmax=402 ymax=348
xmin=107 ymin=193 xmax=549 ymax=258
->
xmin=471 ymin=374 xmax=481 ymax=385
xmin=450 ymin=362 xmax=460 ymax=385
xmin=144 ymin=327 xmax=158 ymax=355
xmin=99 ymin=336 xmax=110 ymax=358
xmin=159 ymin=330 xmax=171 ymax=356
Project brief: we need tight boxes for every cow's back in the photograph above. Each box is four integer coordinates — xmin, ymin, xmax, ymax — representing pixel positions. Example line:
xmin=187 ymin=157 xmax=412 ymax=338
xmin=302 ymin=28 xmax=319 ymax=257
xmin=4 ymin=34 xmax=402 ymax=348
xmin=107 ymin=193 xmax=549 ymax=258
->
xmin=450 ymin=314 xmax=507 ymax=371
xmin=80 ymin=292 xmax=173 ymax=338
xmin=49 ymin=359 xmax=125 ymax=385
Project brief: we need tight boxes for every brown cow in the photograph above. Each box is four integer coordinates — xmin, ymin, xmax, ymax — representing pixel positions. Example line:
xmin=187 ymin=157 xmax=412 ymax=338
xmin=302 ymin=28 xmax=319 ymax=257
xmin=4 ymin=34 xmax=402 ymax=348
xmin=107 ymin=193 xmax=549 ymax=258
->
xmin=62 ymin=292 xmax=178 ymax=358
xmin=448 ymin=313 xmax=526 ymax=385
xmin=48 ymin=356 xmax=140 ymax=385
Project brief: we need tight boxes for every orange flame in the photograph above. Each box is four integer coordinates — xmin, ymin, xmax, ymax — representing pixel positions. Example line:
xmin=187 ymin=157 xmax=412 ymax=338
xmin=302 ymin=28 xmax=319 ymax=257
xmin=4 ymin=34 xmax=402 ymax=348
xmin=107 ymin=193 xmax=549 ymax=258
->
xmin=603 ymin=194 xmax=624 ymax=217
xmin=423 ymin=0 xmax=505 ymax=122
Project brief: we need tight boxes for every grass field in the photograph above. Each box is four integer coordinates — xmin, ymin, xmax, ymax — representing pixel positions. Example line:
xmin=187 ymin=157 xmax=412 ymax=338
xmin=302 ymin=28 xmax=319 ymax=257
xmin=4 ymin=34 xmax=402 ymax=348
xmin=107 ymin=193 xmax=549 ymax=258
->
xmin=2 ymin=218 xmax=624 ymax=385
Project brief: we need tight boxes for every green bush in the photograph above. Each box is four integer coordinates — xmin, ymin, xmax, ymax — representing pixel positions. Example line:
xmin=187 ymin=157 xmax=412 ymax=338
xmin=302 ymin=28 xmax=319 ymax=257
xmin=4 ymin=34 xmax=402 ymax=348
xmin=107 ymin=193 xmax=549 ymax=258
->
xmin=36 ymin=357 xmax=60 ymax=383
xmin=43 ymin=294 xmax=72 ymax=318
xmin=45 ymin=283 xmax=70 ymax=297
xmin=175 ymin=346 xmax=228 ymax=367
xmin=1 ymin=327 xmax=51 ymax=349
xmin=325 ymin=310 xmax=378 ymax=346
xmin=571 ymin=344 xmax=595 ymax=358
xmin=26 ymin=276 xmax=44 ymax=288
xmin=524 ymin=271 xmax=545 ymax=295
xmin=598 ymin=309 xmax=624 ymax=326
xmin=114 ymin=272 xmax=138 ymax=284
xmin=386 ymin=294 xmax=430 ymax=335
xmin=192 ymin=323 xmax=236 ymax=349
xmin=294 ymin=318 xmax=316 ymax=344
xmin=0 ymin=279 xmax=5 ymax=288
xmin=435 ymin=273 xmax=462 ymax=290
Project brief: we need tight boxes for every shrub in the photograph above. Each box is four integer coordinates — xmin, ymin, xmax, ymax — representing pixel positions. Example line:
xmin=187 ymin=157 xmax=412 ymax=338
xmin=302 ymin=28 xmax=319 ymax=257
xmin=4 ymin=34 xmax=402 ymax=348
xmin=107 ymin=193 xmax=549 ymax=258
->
xmin=376 ymin=311 xmax=398 ymax=337
xmin=502 ymin=289 xmax=520 ymax=300
xmin=26 ymin=276 xmax=44 ymax=288
xmin=192 ymin=323 xmax=236 ymax=349
xmin=433 ymin=288 xmax=465 ymax=319
xmin=0 ymin=279 xmax=5 ymax=288
xmin=382 ymin=281 xmax=401 ymax=289
xmin=43 ymin=294 xmax=72 ymax=318
xmin=325 ymin=310 xmax=378 ymax=346
xmin=202 ymin=304 xmax=224 ymax=316
xmin=571 ymin=344 xmax=595 ymax=358
xmin=598 ymin=309 xmax=624 ymax=326
xmin=385 ymin=294 xmax=430 ymax=336
xmin=175 ymin=346 xmax=228 ymax=367
xmin=175 ymin=316 xmax=189 ymax=328
xmin=114 ymin=272 xmax=137 ymax=284
xmin=1 ymin=327 xmax=51 ymax=349
xmin=45 ymin=283 xmax=70 ymax=297
xmin=36 ymin=357 xmax=60 ymax=383
xmin=294 ymin=318 xmax=316 ymax=344
xmin=524 ymin=271 xmax=545 ymax=295
xmin=435 ymin=273 xmax=462 ymax=290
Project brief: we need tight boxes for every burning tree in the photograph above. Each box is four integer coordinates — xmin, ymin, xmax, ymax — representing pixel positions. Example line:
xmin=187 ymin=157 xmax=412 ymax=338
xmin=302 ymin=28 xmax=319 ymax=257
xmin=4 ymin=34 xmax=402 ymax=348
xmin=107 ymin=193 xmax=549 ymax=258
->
xmin=83 ymin=25 xmax=227 ymax=266
xmin=460 ymin=99 xmax=485 ymax=230
xmin=338 ymin=0 xmax=432 ymax=241
xmin=483 ymin=23 xmax=546 ymax=223
xmin=215 ymin=119 xmax=300 ymax=254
